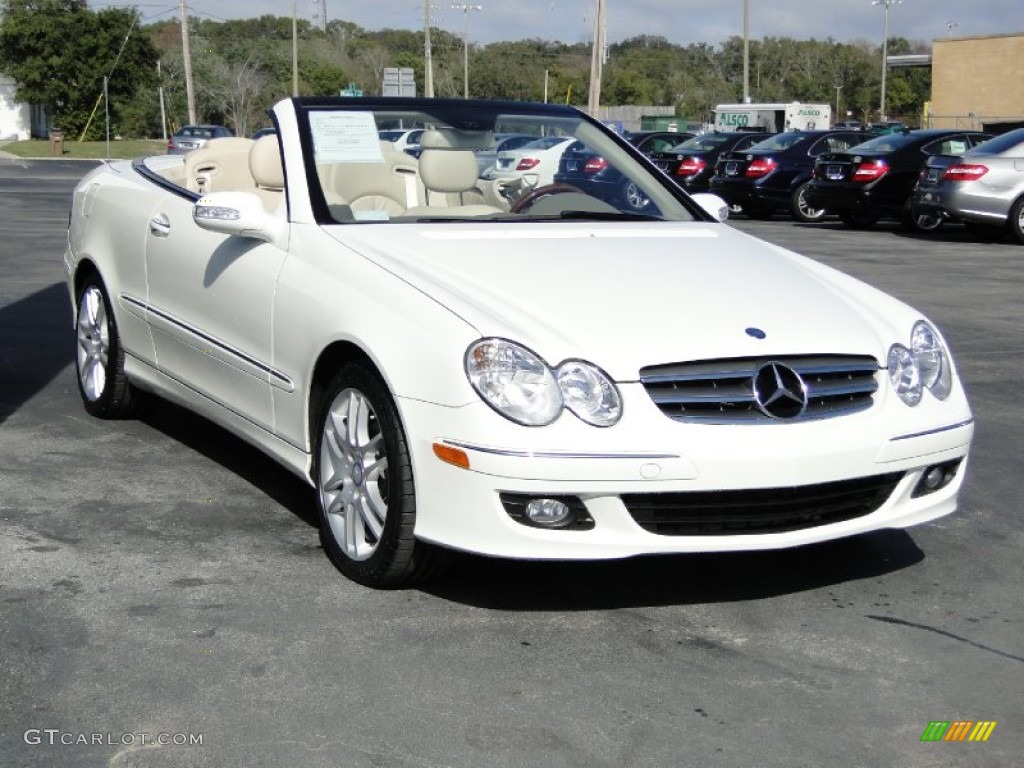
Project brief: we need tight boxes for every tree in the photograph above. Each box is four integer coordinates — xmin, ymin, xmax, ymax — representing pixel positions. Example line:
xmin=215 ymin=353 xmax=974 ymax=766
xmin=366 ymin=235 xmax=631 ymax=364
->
xmin=0 ymin=0 xmax=158 ymax=137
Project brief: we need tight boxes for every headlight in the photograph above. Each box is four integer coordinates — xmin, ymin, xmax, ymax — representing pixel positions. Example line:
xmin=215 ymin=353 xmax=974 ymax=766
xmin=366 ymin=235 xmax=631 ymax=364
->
xmin=556 ymin=360 xmax=622 ymax=427
xmin=465 ymin=340 xmax=623 ymax=427
xmin=465 ymin=339 xmax=562 ymax=426
xmin=888 ymin=320 xmax=953 ymax=406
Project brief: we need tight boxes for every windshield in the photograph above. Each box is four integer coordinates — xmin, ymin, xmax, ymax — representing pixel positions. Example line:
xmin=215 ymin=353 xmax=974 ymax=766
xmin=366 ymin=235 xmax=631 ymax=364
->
xmin=299 ymin=101 xmax=701 ymax=224
xmin=748 ymin=132 xmax=807 ymax=151
xmin=674 ymin=134 xmax=733 ymax=151
xmin=847 ymin=133 xmax=918 ymax=152
xmin=967 ymin=128 xmax=1024 ymax=156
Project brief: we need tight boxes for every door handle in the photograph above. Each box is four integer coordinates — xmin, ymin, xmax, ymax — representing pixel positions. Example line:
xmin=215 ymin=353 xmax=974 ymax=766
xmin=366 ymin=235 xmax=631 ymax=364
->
xmin=149 ymin=213 xmax=171 ymax=237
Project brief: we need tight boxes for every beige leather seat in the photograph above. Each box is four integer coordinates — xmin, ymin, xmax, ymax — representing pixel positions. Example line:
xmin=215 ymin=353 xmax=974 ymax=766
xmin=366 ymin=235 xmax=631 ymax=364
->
xmin=403 ymin=129 xmax=501 ymax=217
xmin=319 ymin=142 xmax=422 ymax=217
xmin=249 ymin=134 xmax=285 ymax=212
xmin=183 ymin=137 xmax=256 ymax=195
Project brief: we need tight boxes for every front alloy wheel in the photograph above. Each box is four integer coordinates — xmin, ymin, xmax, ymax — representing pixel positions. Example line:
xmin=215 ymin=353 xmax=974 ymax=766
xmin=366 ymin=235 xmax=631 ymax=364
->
xmin=314 ymin=362 xmax=443 ymax=587
xmin=75 ymin=276 xmax=146 ymax=418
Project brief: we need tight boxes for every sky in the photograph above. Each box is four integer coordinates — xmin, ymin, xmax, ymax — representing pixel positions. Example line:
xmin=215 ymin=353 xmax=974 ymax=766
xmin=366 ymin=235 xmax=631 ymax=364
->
xmin=96 ymin=1 xmax=1023 ymax=48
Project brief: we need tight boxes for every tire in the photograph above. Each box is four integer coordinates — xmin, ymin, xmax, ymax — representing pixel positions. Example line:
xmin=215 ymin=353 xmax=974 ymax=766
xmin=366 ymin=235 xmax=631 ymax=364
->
xmin=621 ymin=180 xmax=651 ymax=211
xmin=839 ymin=212 xmax=878 ymax=230
xmin=790 ymin=182 xmax=827 ymax=223
xmin=1009 ymin=196 xmax=1024 ymax=244
xmin=313 ymin=361 xmax=444 ymax=588
xmin=75 ymin=276 xmax=148 ymax=418
xmin=902 ymin=204 xmax=944 ymax=233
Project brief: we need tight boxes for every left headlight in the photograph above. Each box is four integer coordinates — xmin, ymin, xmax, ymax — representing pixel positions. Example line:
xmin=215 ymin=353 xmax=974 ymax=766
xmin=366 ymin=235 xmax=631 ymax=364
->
xmin=888 ymin=320 xmax=953 ymax=406
xmin=465 ymin=339 xmax=623 ymax=427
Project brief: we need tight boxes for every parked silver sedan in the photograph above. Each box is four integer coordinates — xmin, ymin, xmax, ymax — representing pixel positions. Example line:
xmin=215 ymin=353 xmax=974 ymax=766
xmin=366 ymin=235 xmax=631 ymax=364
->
xmin=912 ymin=127 xmax=1024 ymax=243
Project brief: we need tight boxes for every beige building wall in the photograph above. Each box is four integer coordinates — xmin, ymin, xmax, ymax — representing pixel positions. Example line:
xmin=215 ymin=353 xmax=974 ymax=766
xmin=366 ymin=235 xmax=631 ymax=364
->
xmin=930 ymin=34 xmax=1024 ymax=130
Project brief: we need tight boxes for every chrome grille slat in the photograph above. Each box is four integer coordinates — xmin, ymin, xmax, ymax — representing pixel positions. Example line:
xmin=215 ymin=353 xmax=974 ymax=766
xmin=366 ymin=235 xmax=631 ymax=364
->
xmin=640 ymin=354 xmax=880 ymax=424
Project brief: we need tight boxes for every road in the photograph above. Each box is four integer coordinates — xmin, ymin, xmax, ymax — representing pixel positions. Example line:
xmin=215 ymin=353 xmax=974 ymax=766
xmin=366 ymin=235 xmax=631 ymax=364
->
xmin=1 ymin=159 xmax=1021 ymax=767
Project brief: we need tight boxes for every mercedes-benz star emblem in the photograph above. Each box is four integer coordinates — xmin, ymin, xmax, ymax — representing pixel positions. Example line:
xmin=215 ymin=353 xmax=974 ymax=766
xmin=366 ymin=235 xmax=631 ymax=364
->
xmin=752 ymin=362 xmax=808 ymax=420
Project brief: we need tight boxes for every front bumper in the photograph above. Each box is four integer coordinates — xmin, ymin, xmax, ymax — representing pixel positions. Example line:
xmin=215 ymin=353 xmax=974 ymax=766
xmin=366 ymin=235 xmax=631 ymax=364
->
xmin=398 ymin=386 xmax=974 ymax=560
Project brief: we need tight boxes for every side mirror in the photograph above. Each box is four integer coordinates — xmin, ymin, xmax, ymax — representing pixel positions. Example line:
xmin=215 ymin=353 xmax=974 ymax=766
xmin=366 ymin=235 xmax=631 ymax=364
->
xmin=690 ymin=192 xmax=730 ymax=222
xmin=193 ymin=191 xmax=286 ymax=248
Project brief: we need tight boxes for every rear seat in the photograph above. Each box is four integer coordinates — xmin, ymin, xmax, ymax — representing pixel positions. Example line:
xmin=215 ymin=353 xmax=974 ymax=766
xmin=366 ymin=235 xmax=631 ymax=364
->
xmin=183 ymin=137 xmax=256 ymax=195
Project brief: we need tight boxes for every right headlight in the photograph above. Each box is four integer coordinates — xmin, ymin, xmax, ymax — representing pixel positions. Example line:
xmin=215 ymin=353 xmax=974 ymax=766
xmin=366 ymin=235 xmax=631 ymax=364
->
xmin=465 ymin=339 xmax=623 ymax=427
xmin=888 ymin=320 xmax=953 ymax=406
xmin=465 ymin=339 xmax=562 ymax=426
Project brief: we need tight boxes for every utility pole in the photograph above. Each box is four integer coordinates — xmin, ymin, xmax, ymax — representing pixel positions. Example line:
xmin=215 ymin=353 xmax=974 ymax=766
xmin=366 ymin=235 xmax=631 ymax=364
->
xmin=292 ymin=0 xmax=299 ymax=96
xmin=587 ymin=0 xmax=606 ymax=115
xmin=157 ymin=60 xmax=167 ymax=141
xmin=179 ymin=0 xmax=196 ymax=124
xmin=424 ymin=0 xmax=434 ymax=97
xmin=452 ymin=4 xmax=482 ymax=99
xmin=742 ymin=0 xmax=750 ymax=103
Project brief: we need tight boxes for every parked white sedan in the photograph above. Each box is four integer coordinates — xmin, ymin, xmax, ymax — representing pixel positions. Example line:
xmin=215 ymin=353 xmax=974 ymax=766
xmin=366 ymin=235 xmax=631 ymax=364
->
xmin=66 ymin=96 xmax=974 ymax=588
xmin=483 ymin=135 xmax=573 ymax=189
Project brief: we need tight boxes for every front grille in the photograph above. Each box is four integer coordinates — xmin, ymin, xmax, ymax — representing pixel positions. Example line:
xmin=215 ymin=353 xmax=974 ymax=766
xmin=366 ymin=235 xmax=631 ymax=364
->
xmin=622 ymin=472 xmax=904 ymax=536
xmin=640 ymin=354 xmax=880 ymax=424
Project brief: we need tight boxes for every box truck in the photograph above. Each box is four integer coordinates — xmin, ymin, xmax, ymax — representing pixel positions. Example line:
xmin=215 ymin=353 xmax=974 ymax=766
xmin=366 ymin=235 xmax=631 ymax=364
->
xmin=713 ymin=102 xmax=832 ymax=132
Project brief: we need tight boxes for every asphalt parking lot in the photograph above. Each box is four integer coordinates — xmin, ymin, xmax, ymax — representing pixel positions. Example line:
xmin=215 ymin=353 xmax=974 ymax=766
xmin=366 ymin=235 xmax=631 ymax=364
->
xmin=1 ymin=158 xmax=1021 ymax=768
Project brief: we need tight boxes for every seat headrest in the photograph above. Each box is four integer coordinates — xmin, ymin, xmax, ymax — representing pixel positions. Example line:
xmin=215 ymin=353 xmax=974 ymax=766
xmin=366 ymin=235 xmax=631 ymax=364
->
xmin=249 ymin=134 xmax=284 ymax=189
xmin=420 ymin=128 xmax=492 ymax=151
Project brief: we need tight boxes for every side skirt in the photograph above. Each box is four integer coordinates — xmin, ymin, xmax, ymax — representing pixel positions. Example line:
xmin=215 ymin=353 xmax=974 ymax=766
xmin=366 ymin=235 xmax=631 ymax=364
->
xmin=124 ymin=354 xmax=314 ymax=486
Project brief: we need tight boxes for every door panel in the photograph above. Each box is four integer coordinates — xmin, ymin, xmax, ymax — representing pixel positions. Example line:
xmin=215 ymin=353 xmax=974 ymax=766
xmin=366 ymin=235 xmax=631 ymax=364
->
xmin=144 ymin=191 xmax=287 ymax=430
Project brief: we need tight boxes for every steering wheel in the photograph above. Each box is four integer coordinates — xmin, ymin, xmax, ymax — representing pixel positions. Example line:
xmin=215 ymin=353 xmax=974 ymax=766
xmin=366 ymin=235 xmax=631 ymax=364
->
xmin=509 ymin=183 xmax=585 ymax=213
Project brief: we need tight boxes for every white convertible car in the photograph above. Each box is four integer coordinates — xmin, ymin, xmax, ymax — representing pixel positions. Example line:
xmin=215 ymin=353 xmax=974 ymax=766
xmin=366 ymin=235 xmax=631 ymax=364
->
xmin=66 ymin=97 xmax=974 ymax=588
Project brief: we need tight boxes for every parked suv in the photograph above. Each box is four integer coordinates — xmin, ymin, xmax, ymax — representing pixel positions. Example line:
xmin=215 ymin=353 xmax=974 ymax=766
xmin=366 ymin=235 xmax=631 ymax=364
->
xmin=708 ymin=129 xmax=869 ymax=222
xmin=804 ymin=129 xmax=992 ymax=231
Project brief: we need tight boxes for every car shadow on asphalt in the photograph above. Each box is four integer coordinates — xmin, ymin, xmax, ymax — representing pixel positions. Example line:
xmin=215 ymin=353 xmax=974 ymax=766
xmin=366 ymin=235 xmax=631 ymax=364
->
xmin=0 ymin=282 xmax=72 ymax=426
xmin=140 ymin=400 xmax=319 ymax=528
xmin=425 ymin=531 xmax=924 ymax=609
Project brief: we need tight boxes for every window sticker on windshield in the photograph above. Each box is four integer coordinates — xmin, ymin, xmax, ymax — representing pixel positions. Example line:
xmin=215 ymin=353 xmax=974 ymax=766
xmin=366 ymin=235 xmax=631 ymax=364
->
xmin=946 ymin=140 xmax=967 ymax=155
xmin=310 ymin=112 xmax=384 ymax=164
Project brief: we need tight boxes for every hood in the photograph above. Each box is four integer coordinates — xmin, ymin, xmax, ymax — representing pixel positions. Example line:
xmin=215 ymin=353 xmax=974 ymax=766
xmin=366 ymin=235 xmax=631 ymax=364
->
xmin=326 ymin=221 xmax=909 ymax=380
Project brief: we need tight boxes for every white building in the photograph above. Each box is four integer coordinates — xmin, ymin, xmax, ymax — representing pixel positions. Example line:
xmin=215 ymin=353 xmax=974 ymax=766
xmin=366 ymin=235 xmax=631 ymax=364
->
xmin=0 ymin=74 xmax=48 ymax=140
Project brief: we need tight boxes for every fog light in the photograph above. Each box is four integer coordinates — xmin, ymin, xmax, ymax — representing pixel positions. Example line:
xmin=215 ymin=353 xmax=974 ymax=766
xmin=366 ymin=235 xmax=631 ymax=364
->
xmin=499 ymin=493 xmax=594 ymax=530
xmin=525 ymin=498 xmax=571 ymax=526
xmin=912 ymin=459 xmax=961 ymax=498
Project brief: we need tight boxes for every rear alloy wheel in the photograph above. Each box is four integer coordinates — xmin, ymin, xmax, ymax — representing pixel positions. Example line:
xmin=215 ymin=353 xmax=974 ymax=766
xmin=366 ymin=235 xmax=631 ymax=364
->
xmin=75 ymin=276 xmax=147 ymax=418
xmin=839 ymin=212 xmax=878 ymax=230
xmin=1009 ymin=196 xmax=1024 ymax=244
xmin=314 ymin=362 xmax=443 ymax=588
xmin=902 ymin=204 xmax=944 ymax=233
xmin=790 ymin=182 xmax=827 ymax=223
xmin=621 ymin=180 xmax=651 ymax=211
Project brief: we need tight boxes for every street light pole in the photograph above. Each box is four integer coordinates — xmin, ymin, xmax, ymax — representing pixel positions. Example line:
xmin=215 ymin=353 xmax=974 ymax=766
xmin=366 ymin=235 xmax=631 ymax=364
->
xmin=835 ymin=83 xmax=842 ymax=122
xmin=424 ymin=0 xmax=434 ymax=97
xmin=742 ymin=0 xmax=750 ymax=103
xmin=872 ymin=0 xmax=901 ymax=121
xmin=452 ymin=4 xmax=482 ymax=99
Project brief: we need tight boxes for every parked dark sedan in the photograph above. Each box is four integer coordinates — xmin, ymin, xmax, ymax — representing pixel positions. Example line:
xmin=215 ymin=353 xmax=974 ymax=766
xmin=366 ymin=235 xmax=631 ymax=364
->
xmin=708 ymin=130 xmax=868 ymax=221
xmin=166 ymin=124 xmax=233 ymax=155
xmin=804 ymin=129 xmax=992 ymax=231
xmin=649 ymin=131 xmax=774 ymax=193
xmin=554 ymin=133 xmax=693 ymax=211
